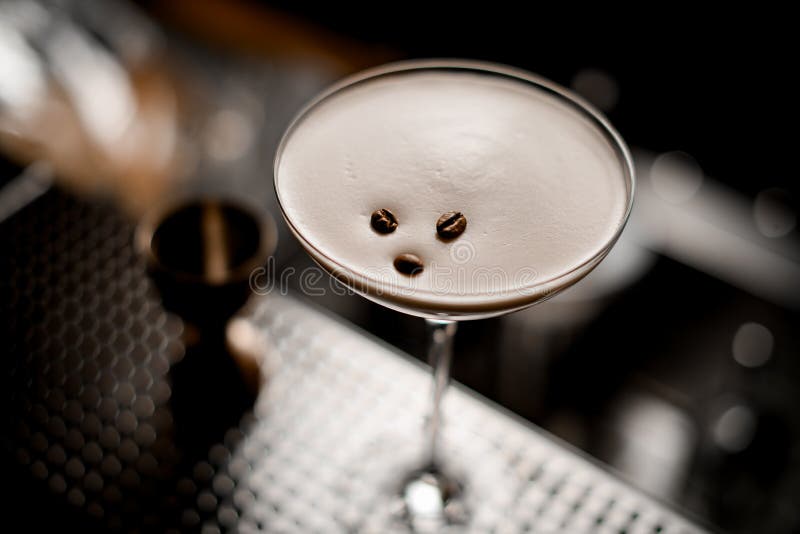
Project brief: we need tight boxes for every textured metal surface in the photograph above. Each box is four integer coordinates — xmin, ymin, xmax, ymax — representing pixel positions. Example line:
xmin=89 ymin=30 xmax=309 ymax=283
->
xmin=1 ymin=189 xmax=708 ymax=533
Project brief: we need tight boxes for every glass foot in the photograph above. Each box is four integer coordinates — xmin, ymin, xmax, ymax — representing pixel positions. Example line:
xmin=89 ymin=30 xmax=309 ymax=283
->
xmin=402 ymin=466 xmax=469 ymax=530
xmin=343 ymin=427 xmax=521 ymax=533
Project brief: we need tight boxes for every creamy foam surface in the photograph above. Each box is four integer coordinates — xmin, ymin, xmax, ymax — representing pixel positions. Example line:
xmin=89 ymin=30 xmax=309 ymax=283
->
xmin=276 ymin=70 xmax=629 ymax=313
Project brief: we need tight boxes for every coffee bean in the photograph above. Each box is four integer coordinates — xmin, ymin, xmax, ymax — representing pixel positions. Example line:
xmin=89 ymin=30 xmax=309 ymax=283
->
xmin=371 ymin=208 xmax=398 ymax=234
xmin=394 ymin=253 xmax=424 ymax=276
xmin=436 ymin=211 xmax=467 ymax=239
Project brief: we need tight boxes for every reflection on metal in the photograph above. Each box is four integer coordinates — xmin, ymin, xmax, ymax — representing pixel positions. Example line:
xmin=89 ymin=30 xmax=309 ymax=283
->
xmin=0 ymin=0 xmax=180 ymax=216
xmin=632 ymin=150 xmax=800 ymax=309
xmin=0 ymin=161 xmax=52 ymax=222
xmin=605 ymin=394 xmax=696 ymax=500
xmin=226 ymin=316 xmax=281 ymax=394
xmin=0 ymin=16 xmax=47 ymax=120
xmin=650 ymin=151 xmax=704 ymax=204
xmin=45 ymin=22 xmax=137 ymax=150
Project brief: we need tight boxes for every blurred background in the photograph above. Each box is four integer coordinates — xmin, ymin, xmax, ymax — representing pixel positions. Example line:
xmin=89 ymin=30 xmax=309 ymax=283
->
xmin=1 ymin=1 xmax=798 ymax=532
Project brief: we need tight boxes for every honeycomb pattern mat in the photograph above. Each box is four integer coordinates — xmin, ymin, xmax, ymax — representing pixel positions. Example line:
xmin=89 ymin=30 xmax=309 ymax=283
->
xmin=0 ymin=189 xmax=709 ymax=533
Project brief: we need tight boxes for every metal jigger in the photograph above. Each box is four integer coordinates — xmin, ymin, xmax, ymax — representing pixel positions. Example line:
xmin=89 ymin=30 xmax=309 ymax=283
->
xmin=136 ymin=197 xmax=277 ymax=463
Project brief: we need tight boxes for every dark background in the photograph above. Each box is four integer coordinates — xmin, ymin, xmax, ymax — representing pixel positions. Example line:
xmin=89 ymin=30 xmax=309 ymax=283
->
xmin=261 ymin=3 xmax=798 ymax=199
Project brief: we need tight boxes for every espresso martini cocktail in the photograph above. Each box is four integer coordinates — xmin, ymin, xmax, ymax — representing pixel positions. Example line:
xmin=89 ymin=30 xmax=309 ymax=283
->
xmin=275 ymin=62 xmax=633 ymax=320
xmin=273 ymin=61 xmax=634 ymax=528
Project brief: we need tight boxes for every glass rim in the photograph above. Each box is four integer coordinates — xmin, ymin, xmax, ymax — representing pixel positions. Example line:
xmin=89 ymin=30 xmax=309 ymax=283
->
xmin=273 ymin=58 xmax=636 ymax=300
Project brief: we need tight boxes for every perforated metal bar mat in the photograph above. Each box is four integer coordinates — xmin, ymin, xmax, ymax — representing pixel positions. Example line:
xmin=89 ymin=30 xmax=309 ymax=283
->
xmin=0 ymin=189 xmax=709 ymax=533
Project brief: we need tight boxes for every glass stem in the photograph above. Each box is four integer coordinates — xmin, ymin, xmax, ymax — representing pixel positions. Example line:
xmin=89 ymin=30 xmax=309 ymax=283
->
xmin=425 ymin=319 xmax=457 ymax=468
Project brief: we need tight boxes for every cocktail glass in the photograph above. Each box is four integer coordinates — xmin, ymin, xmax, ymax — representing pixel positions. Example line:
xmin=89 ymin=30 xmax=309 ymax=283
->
xmin=273 ymin=60 xmax=634 ymax=530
